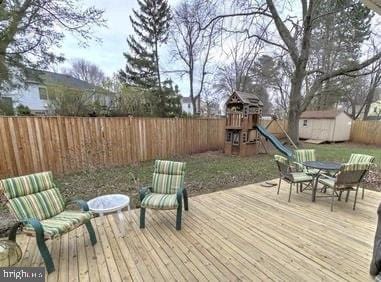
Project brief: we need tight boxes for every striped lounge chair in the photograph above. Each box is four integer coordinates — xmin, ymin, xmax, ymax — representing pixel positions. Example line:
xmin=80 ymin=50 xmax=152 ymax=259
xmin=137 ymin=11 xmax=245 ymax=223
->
xmin=318 ymin=163 xmax=371 ymax=211
xmin=0 ymin=171 xmax=97 ymax=273
xmin=347 ymin=153 xmax=375 ymax=199
xmin=139 ymin=160 xmax=188 ymax=230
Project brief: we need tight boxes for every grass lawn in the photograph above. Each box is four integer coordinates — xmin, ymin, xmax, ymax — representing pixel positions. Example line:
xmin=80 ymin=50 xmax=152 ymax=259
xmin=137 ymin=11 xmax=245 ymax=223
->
xmin=0 ymin=142 xmax=380 ymax=235
xmin=56 ymin=141 xmax=381 ymax=208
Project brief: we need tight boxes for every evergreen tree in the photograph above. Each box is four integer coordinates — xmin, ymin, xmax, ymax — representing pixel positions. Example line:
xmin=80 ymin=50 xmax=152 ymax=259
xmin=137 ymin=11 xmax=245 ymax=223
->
xmin=309 ymin=0 xmax=373 ymax=109
xmin=119 ymin=0 xmax=171 ymax=116
xmin=161 ymin=79 xmax=182 ymax=117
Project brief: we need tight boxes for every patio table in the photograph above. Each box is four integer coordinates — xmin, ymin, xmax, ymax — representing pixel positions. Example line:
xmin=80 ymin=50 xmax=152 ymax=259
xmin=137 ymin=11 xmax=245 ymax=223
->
xmin=88 ymin=194 xmax=131 ymax=222
xmin=303 ymin=161 xmax=341 ymax=202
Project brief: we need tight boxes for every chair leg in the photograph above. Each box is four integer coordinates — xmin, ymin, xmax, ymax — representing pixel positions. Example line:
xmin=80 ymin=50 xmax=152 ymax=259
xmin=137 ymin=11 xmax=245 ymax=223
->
xmin=353 ymin=185 xmax=360 ymax=210
xmin=362 ymin=187 xmax=365 ymax=200
xmin=176 ymin=205 xmax=182 ymax=230
xmin=84 ymin=221 xmax=97 ymax=245
xmin=296 ymin=183 xmax=299 ymax=194
xmin=338 ymin=191 xmax=342 ymax=201
xmin=288 ymin=183 xmax=292 ymax=202
xmin=277 ymin=178 xmax=281 ymax=195
xmin=36 ymin=234 xmax=55 ymax=274
xmin=345 ymin=190 xmax=350 ymax=202
xmin=140 ymin=208 xmax=146 ymax=228
xmin=183 ymin=188 xmax=189 ymax=211
xmin=331 ymin=187 xmax=336 ymax=212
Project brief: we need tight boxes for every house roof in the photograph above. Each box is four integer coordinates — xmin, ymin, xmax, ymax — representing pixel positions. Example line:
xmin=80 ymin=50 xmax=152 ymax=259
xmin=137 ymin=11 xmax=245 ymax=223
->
xmin=300 ymin=110 xmax=347 ymax=119
xmin=25 ymin=69 xmax=112 ymax=94
xmin=230 ymin=91 xmax=264 ymax=107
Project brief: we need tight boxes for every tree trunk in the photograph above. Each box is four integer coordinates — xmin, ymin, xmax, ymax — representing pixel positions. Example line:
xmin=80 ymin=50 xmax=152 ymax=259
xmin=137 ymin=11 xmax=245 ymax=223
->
xmin=364 ymin=87 xmax=376 ymax=120
xmin=287 ymin=67 xmax=304 ymax=144
xmin=189 ymin=68 xmax=197 ymax=115
xmin=154 ymin=40 xmax=162 ymax=91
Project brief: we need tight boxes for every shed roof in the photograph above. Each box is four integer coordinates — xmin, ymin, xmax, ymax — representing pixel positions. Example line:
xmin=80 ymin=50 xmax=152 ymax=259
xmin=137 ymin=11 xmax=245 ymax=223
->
xmin=300 ymin=110 xmax=347 ymax=119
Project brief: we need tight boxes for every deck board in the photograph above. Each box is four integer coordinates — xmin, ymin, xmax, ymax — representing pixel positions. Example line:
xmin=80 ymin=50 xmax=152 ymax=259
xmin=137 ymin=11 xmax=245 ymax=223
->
xmin=17 ymin=180 xmax=380 ymax=281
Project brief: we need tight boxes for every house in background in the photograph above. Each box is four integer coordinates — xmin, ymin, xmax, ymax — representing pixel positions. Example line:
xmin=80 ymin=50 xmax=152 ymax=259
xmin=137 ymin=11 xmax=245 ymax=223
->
xmin=2 ymin=69 xmax=114 ymax=115
xmin=180 ymin=95 xmax=200 ymax=115
xmin=299 ymin=110 xmax=352 ymax=142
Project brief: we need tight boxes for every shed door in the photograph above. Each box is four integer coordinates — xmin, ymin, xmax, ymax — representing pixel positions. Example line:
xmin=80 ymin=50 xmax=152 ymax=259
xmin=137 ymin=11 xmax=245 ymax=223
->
xmin=311 ymin=120 xmax=330 ymax=140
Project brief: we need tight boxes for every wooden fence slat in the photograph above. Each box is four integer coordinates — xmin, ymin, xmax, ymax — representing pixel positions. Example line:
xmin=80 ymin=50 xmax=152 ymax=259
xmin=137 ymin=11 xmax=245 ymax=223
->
xmin=0 ymin=116 xmax=308 ymax=178
xmin=350 ymin=120 xmax=381 ymax=146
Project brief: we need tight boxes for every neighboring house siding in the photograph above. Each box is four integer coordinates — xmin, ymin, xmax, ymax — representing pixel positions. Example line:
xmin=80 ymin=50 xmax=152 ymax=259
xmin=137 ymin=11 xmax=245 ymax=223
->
xmin=182 ymin=101 xmax=193 ymax=114
xmin=5 ymin=83 xmax=49 ymax=114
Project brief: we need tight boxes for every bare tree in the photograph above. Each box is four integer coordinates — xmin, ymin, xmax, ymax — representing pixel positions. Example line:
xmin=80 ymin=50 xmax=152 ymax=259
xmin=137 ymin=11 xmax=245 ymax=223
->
xmin=363 ymin=61 xmax=381 ymax=120
xmin=170 ymin=0 xmax=219 ymax=115
xmin=63 ymin=59 xmax=106 ymax=86
xmin=0 ymin=0 xmax=105 ymax=91
xmin=202 ymin=0 xmax=381 ymax=143
xmin=213 ymin=32 xmax=264 ymax=95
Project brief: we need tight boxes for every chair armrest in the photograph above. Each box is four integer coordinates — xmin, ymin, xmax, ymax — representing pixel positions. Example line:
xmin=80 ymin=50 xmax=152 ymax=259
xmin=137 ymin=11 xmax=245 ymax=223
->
xmin=292 ymin=161 xmax=304 ymax=172
xmin=317 ymin=173 xmax=335 ymax=183
xmin=139 ymin=186 xmax=152 ymax=201
xmin=66 ymin=199 xmax=90 ymax=212
xmin=176 ymin=187 xmax=185 ymax=204
xmin=21 ymin=218 xmax=45 ymax=238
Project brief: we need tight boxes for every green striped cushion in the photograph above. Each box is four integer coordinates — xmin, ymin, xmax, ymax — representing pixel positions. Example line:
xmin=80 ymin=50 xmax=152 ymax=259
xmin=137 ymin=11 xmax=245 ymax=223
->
xmin=152 ymin=160 xmax=186 ymax=194
xmin=348 ymin=154 xmax=375 ymax=164
xmin=23 ymin=210 xmax=92 ymax=239
xmin=293 ymin=149 xmax=316 ymax=172
xmin=141 ymin=193 xmax=178 ymax=210
xmin=289 ymin=172 xmax=313 ymax=183
xmin=293 ymin=149 xmax=316 ymax=163
xmin=1 ymin=172 xmax=65 ymax=221
xmin=1 ymin=171 xmax=56 ymax=199
xmin=341 ymin=163 xmax=370 ymax=172
xmin=319 ymin=176 xmax=335 ymax=188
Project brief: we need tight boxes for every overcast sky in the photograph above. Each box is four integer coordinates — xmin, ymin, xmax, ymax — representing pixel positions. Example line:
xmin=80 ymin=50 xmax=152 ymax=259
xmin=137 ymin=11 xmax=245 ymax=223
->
xmin=56 ymin=0 xmax=187 ymax=92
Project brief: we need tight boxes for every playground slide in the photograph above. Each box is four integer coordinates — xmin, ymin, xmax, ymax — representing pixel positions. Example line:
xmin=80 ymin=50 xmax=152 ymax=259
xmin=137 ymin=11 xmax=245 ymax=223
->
xmin=256 ymin=125 xmax=293 ymax=158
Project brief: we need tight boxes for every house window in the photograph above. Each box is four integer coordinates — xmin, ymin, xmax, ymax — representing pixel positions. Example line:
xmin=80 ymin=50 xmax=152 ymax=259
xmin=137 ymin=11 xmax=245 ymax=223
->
xmin=39 ymin=87 xmax=48 ymax=100
xmin=303 ymin=120 xmax=308 ymax=126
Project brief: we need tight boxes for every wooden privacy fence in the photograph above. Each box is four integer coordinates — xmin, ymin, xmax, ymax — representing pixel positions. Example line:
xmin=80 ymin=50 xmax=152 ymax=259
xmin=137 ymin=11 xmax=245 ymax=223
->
xmin=0 ymin=117 xmax=225 ymax=178
xmin=350 ymin=120 xmax=381 ymax=146
xmin=261 ymin=119 xmax=288 ymax=138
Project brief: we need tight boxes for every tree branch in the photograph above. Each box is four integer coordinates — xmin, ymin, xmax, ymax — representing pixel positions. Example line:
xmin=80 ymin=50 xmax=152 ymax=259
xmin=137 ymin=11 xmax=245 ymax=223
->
xmin=266 ymin=0 xmax=299 ymax=63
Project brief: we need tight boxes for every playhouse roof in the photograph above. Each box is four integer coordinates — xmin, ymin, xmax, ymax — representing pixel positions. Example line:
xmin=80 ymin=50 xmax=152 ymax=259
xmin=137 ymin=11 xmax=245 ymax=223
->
xmin=231 ymin=91 xmax=264 ymax=107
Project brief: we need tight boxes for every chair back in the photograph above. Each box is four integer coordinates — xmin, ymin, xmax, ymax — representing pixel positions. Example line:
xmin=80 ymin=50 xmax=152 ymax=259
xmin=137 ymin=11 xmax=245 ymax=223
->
xmin=293 ymin=149 xmax=316 ymax=163
xmin=336 ymin=163 xmax=370 ymax=187
xmin=348 ymin=153 xmax=375 ymax=164
xmin=152 ymin=160 xmax=186 ymax=194
xmin=274 ymin=155 xmax=290 ymax=177
xmin=0 ymin=172 xmax=65 ymax=221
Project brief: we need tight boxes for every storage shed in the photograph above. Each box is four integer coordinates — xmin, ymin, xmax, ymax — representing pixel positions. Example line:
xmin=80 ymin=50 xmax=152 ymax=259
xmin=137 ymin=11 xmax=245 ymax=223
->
xmin=299 ymin=110 xmax=352 ymax=142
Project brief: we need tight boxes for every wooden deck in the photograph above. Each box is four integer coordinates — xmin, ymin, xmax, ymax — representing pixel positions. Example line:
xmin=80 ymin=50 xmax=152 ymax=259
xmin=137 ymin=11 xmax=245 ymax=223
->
xmin=16 ymin=180 xmax=380 ymax=281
